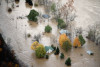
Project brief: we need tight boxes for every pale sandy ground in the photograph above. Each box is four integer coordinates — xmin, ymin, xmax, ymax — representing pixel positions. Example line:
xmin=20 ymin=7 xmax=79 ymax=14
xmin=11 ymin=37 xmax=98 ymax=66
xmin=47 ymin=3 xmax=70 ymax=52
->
xmin=0 ymin=0 xmax=100 ymax=67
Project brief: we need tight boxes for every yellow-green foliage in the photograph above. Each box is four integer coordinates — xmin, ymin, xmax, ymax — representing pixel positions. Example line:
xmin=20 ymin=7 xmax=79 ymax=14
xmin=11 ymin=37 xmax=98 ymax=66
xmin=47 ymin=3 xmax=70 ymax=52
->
xmin=35 ymin=44 xmax=46 ymax=58
xmin=31 ymin=41 xmax=39 ymax=50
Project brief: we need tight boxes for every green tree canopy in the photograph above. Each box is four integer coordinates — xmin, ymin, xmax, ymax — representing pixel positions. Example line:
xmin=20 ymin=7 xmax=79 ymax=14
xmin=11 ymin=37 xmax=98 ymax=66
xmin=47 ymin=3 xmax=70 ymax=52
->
xmin=51 ymin=3 xmax=56 ymax=12
xmin=57 ymin=18 xmax=67 ymax=29
xmin=65 ymin=57 xmax=71 ymax=66
xmin=79 ymin=35 xmax=86 ymax=46
xmin=27 ymin=9 xmax=39 ymax=22
xmin=62 ymin=41 xmax=72 ymax=52
xmin=45 ymin=25 xmax=52 ymax=33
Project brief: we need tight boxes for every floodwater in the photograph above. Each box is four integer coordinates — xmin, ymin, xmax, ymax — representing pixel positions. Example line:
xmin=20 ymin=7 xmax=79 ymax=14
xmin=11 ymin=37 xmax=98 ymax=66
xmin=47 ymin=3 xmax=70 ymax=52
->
xmin=0 ymin=0 xmax=100 ymax=67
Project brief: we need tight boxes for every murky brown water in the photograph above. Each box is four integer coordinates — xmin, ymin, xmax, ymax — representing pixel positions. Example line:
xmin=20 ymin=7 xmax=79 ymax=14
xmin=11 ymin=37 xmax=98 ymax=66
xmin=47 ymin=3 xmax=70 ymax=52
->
xmin=0 ymin=0 xmax=100 ymax=67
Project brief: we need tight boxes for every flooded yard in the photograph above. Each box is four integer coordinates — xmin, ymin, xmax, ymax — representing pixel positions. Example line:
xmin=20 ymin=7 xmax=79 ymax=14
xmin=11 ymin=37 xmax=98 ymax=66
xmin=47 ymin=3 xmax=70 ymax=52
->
xmin=0 ymin=0 xmax=100 ymax=67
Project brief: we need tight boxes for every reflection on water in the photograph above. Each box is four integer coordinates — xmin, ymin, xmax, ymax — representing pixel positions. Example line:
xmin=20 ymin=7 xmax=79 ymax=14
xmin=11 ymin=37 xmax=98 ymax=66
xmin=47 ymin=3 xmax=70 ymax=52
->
xmin=0 ymin=0 xmax=100 ymax=67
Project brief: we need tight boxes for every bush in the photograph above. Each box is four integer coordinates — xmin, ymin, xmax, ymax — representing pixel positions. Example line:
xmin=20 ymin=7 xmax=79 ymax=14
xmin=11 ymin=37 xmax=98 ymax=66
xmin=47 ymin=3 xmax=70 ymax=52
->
xmin=45 ymin=25 xmax=52 ymax=33
xmin=51 ymin=3 xmax=56 ymax=12
xmin=79 ymin=35 xmax=85 ymax=46
xmin=27 ymin=9 xmax=39 ymax=22
xmin=60 ymin=53 xmax=64 ymax=59
xmin=54 ymin=47 xmax=60 ymax=55
xmin=8 ymin=8 xmax=12 ymax=13
xmin=65 ymin=57 xmax=71 ymax=66
xmin=62 ymin=41 xmax=72 ymax=52
xmin=57 ymin=19 xmax=66 ymax=29
xmin=34 ymin=3 xmax=38 ymax=7
xmin=59 ymin=22 xmax=67 ymax=29
xmin=26 ymin=0 xmax=33 ymax=6
xmin=45 ymin=55 xmax=49 ymax=59
xmin=35 ymin=44 xmax=46 ymax=58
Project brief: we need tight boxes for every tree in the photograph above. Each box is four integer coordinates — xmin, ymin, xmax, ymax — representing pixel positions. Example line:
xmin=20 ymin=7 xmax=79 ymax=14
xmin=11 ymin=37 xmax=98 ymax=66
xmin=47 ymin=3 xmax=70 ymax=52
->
xmin=73 ymin=37 xmax=81 ymax=47
xmin=62 ymin=41 xmax=72 ymax=52
xmin=60 ymin=53 xmax=64 ymax=59
xmin=27 ymin=9 xmax=39 ymax=22
xmin=45 ymin=25 xmax=52 ymax=33
xmin=59 ymin=34 xmax=71 ymax=46
xmin=51 ymin=3 xmax=56 ymax=12
xmin=26 ymin=0 xmax=33 ymax=6
xmin=54 ymin=47 xmax=60 ymax=55
xmin=45 ymin=54 xmax=49 ymax=59
xmin=57 ymin=19 xmax=67 ymax=29
xmin=60 ymin=22 xmax=67 ymax=29
xmin=31 ymin=41 xmax=40 ymax=50
xmin=79 ymin=35 xmax=85 ymax=46
xmin=65 ymin=57 xmax=71 ymax=66
xmin=35 ymin=44 xmax=46 ymax=58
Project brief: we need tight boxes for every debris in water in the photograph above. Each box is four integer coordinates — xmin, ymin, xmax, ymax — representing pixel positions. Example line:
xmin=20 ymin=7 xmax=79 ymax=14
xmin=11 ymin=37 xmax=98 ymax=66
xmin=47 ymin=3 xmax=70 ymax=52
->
xmin=87 ymin=50 xmax=94 ymax=55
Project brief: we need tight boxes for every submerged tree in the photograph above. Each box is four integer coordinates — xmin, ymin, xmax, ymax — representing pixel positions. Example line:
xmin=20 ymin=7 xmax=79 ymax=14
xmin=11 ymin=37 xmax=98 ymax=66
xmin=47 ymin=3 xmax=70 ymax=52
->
xmin=54 ymin=47 xmax=60 ymax=55
xmin=73 ymin=37 xmax=81 ymax=47
xmin=57 ymin=18 xmax=67 ymax=29
xmin=31 ymin=41 xmax=40 ymax=50
xmin=26 ymin=0 xmax=33 ymax=6
xmin=60 ymin=53 xmax=64 ymax=59
xmin=35 ymin=44 xmax=46 ymax=58
xmin=62 ymin=41 xmax=72 ymax=52
xmin=65 ymin=57 xmax=71 ymax=66
xmin=51 ymin=3 xmax=56 ymax=14
xmin=79 ymin=35 xmax=85 ymax=46
xmin=59 ymin=34 xmax=71 ymax=47
xmin=27 ymin=9 xmax=39 ymax=22
xmin=45 ymin=25 xmax=52 ymax=33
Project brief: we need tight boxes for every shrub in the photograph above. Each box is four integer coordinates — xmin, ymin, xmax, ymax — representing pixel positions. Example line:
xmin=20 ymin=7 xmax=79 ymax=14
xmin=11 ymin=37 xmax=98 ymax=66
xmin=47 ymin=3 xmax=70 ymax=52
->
xmin=45 ymin=25 xmax=52 ymax=33
xmin=79 ymin=35 xmax=85 ymax=46
xmin=51 ymin=3 xmax=56 ymax=12
xmin=8 ymin=8 xmax=12 ymax=13
xmin=60 ymin=53 xmax=64 ymax=59
xmin=62 ymin=41 xmax=72 ymax=52
xmin=57 ymin=19 xmax=66 ymax=29
xmin=57 ymin=19 xmax=64 ymax=24
xmin=26 ymin=0 xmax=33 ymax=6
xmin=45 ymin=55 xmax=49 ymax=59
xmin=59 ymin=22 xmax=67 ymax=29
xmin=54 ymin=47 xmax=60 ymax=55
xmin=35 ymin=44 xmax=46 ymax=58
xmin=65 ymin=57 xmax=71 ymax=66
xmin=27 ymin=9 xmax=39 ymax=22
